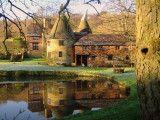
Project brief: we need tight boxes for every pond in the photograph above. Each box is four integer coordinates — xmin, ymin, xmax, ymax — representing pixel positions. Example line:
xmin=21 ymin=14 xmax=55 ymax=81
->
xmin=0 ymin=77 xmax=130 ymax=120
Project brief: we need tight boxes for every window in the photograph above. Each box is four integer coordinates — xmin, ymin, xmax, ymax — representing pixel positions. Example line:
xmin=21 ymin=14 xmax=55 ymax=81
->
xmin=98 ymin=94 xmax=104 ymax=99
xmin=91 ymin=46 xmax=96 ymax=51
xmin=92 ymin=84 xmax=96 ymax=88
xmin=92 ymin=94 xmax=96 ymax=99
xmin=33 ymin=96 xmax=40 ymax=100
xmin=34 ymin=28 xmax=37 ymax=33
xmin=98 ymin=46 xmax=104 ymax=50
xmin=126 ymin=55 xmax=130 ymax=60
xmin=48 ymin=88 xmax=52 ymax=93
xmin=83 ymin=94 xmax=89 ymax=99
xmin=108 ymin=55 xmax=113 ymax=60
xmin=33 ymin=87 xmax=40 ymax=94
xmin=124 ymin=47 xmax=129 ymax=51
xmin=59 ymin=40 xmax=65 ymax=46
xmin=32 ymin=43 xmax=39 ymax=50
xmin=48 ymin=52 xmax=51 ymax=58
xmin=59 ymin=88 xmax=63 ymax=94
xmin=59 ymin=51 xmax=62 ymax=57
xmin=115 ymin=46 xmax=120 ymax=50
xmin=59 ymin=100 xmax=65 ymax=105
xmin=115 ymin=94 xmax=120 ymax=98
xmin=108 ymin=84 xmax=113 ymax=89
xmin=48 ymin=41 xmax=51 ymax=46
xmin=48 ymin=98 xmax=52 ymax=104
xmin=32 ymin=36 xmax=39 ymax=40
xmin=91 ymin=56 xmax=96 ymax=61
xmin=82 ymin=46 xmax=88 ymax=50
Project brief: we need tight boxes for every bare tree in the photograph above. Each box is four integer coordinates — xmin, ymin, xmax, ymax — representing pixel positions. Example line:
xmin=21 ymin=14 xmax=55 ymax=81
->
xmin=0 ymin=0 xmax=102 ymax=57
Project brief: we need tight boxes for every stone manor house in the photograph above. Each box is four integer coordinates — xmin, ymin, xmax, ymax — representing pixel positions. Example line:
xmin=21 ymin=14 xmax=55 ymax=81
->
xmin=26 ymin=11 xmax=136 ymax=67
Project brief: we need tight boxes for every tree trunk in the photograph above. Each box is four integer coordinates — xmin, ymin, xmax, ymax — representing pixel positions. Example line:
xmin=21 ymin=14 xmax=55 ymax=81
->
xmin=136 ymin=0 xmax=160 ymax=120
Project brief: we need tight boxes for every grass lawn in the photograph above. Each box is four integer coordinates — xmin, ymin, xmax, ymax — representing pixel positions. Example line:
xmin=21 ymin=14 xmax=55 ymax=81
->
xmin=0 ymin=60 xmax=10 ymax=62
xmin=0 ymin=58 xmax=47 ymax=63
xmin=23 ymin=58 xmax=47 ymax=62
xmin=53 ymin=67 xmax=141 ymax=120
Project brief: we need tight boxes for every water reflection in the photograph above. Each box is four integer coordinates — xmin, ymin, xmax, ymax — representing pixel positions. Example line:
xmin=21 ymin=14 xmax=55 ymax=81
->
xmin=0 ymin=78 xmax=130 ymax=120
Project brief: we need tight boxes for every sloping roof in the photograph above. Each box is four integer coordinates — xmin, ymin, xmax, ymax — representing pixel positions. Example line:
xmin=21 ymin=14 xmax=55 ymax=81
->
xmin=26 ymin=23 xmax=43 ymax=37
xmin=76 ymin=10 xmax=92 ymax=33
xmin=74 ymin=34 xmax=134 ymax=46
xmin=49 ymin=15 xmax=75 ymax=39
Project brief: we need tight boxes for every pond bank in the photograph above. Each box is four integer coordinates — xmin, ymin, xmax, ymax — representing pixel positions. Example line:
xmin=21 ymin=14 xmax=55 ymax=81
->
xmin=0 ymin=70 xmax=113 ymax=79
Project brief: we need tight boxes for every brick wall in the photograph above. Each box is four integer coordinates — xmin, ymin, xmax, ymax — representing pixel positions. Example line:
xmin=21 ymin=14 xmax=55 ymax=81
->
xmin=26 ymin=36 xmax=43 ymax=57
xmin=74 ymin=45 xmax=136 ymax=67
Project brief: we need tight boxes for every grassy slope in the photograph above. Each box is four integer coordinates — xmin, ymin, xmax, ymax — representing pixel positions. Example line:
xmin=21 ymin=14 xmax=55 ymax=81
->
xmin=53 ymin=67 xmax=141 ymax=120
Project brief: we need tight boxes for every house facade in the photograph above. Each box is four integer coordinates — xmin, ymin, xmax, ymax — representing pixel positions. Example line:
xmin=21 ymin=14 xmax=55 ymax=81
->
xmin=26 ymin=23 xmax=43 ymax=57
xmin=74 ymin=34 xmax=135 ymax=67
xmin=25 ymin=9 xmax=136 ymax=67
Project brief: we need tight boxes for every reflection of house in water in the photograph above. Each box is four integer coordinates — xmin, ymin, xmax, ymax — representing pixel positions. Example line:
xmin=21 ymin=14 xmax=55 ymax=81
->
xmin=44 ymin=81 xmax=75 ymax=118
xmin=75 ymin=80 xmax=126 ymax=100
xmin=28 ymin=83 xmax=44 ymax=112
xmin=75 ymin=80 xmax=128 ymax=109
xmin=0 ymin=79 xmax=130 ymax=119
xmin=43 ymin=79 xmax=129 ymax=118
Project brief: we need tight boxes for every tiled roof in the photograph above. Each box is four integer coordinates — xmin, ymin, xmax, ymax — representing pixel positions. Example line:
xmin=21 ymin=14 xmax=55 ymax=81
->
xmin=74 ymin=34 xmax=134 ymax=46
xmin=49 ymin=15 xmax=75 ymax=39
xmin=26 ymin=23 xmax=43 ymax=37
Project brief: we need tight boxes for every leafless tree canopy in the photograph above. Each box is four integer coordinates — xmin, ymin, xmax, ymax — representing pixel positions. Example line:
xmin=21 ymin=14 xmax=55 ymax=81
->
xmin=0 ymin=0 xmax=103 ymax=55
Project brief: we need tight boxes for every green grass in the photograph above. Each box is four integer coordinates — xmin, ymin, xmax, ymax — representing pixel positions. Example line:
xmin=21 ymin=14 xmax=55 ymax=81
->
xmin=0 ymin=58 xmax=47 ymax=63
xmin=0 ymin=60 xmax=10 ymax=62
xmin=53 ymin=67 xmax=141 ymax=120
xmin=23 ymin=58 xmax=47 ymax=62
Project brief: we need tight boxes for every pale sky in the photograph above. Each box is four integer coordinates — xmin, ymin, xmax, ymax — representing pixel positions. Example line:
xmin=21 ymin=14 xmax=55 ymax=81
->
xmin=0 ymin=0 xmax=107 ymax=20
xmin=0 ymin=0 xmax=135 ymax=20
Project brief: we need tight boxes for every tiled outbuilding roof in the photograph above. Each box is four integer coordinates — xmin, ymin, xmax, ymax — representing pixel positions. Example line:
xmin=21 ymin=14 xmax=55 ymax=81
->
xmin=74 ymin=34 xmax=134 ymax=46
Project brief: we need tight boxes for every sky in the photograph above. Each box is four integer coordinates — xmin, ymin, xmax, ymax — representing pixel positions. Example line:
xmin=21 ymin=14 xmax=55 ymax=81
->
xmin=0 ymin=0 xmax=135 ymax=20
xmin=0 ymin=0 xmax=108 ymax=20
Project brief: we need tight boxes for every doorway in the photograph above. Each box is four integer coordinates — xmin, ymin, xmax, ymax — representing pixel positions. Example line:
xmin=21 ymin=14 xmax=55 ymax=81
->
xmin=76 ymin=55 xmax=88 ymax=66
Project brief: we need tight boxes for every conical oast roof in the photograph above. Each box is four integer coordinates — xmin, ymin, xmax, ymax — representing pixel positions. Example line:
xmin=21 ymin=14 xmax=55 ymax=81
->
xmin=76 ymin=10 xmax=92 ymax=33
xmin=50 ymin=15 xmax=75 ymax=39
